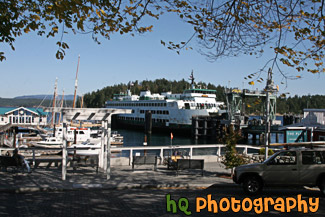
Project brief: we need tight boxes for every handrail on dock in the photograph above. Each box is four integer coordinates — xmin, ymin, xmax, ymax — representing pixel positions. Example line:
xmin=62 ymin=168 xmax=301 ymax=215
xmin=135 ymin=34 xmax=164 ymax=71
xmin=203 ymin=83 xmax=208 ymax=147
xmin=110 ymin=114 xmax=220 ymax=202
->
xmin=110 ymin=144 xmax=263 ymax=164
xmin=0 ymin=144 xmax=267 ymax=167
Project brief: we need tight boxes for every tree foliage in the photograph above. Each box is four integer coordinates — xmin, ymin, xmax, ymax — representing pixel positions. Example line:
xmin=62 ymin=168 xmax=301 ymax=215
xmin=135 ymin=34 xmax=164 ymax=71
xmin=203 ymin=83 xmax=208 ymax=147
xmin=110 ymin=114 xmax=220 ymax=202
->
xmin=1 ymin=0 xmax=323 ymax=77
xmin=163 ymin=0 xmax=325 ymax=76
xmin=222 ymin=124 xmax=246 ymax=175
xmin=0 ymin=0 xmax=161 ymax=61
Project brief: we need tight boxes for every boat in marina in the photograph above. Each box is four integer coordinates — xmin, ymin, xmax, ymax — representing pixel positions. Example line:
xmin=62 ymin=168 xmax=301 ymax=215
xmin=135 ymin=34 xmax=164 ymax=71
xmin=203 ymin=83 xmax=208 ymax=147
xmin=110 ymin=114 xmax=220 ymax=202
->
xmin=32 ymin=127 xmax=124 ymax=150
xmin=68 ymin=139 xmax=100 ymax=156
xmin=68 ymin=134 xmax=123 ymax=156
xmin=105 ymin=72 xmax=225 ymax=133
xmin=31 ymin=137 xmax=63 ymax=148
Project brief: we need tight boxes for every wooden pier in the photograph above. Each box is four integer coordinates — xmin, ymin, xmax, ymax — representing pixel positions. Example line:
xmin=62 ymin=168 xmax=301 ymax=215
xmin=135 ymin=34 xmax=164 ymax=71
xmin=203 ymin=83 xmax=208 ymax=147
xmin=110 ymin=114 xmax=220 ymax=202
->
xmin=241 ymin=125 xmax=283 ymax=145
xmin=191 ymin=116 xmax=230 ymax=140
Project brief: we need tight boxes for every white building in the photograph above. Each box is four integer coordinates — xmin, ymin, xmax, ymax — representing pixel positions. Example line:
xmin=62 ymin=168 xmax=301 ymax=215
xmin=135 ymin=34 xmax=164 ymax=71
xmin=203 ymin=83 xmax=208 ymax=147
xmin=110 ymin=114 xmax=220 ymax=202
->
xmin=303 ymin=109 xmax=325 ymax=126
xmin=0 ymin=107 xmax=48 ymax=126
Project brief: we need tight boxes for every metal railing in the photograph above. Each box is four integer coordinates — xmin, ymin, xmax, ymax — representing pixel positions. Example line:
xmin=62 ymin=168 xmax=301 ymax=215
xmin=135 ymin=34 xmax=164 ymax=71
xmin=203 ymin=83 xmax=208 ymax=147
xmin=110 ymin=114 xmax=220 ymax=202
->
xmin=0 ymin=144 xmax=265 ymax=167
xmin=110 ymin=144 xmax=263 ymax=164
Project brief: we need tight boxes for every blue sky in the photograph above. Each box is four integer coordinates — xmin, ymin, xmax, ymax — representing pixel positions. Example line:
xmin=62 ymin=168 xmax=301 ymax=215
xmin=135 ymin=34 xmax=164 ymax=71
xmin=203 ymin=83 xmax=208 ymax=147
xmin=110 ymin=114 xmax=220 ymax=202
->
xmin=1 ymin=13 xmax=324 ymax=99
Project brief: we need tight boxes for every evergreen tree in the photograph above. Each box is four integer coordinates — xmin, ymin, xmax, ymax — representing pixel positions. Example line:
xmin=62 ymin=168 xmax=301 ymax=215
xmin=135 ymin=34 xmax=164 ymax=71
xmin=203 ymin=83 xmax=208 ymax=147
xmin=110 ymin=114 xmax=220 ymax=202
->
xmin=222 ymin=125 xmax=247 ymax=176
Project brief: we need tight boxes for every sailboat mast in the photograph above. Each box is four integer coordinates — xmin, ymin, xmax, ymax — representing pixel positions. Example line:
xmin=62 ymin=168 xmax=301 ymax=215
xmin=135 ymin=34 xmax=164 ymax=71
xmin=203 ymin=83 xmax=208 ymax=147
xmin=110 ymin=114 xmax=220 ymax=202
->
xmin=80 ymin=94 xmax=84 ymax=108
xmin=51 ymin=77 xmax=58 ymax=127
xmin=58 ymin=89 xmax=64 ymax=126
xmin=72 ymin=55 xmax=80 ymax=108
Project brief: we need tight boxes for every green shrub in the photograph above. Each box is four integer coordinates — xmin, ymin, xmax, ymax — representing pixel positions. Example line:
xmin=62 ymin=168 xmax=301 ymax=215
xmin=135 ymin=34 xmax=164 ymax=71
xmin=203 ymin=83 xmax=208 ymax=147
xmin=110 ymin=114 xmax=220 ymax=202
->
xmin=259 ymin=148 xmax=274 ymax=156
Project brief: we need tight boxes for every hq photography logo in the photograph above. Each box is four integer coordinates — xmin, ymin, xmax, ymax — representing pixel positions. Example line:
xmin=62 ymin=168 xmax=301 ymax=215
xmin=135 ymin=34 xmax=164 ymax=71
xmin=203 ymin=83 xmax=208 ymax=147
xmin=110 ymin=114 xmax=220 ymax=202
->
xmin=166 ymin=194 xmax=319 ymax=215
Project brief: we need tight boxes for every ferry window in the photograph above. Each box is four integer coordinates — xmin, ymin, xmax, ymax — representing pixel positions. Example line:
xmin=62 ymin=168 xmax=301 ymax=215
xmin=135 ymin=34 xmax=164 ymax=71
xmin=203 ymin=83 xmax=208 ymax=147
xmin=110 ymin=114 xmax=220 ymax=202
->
xmin=132 ymin=110 xmax=135 ymax=113
xmin=154 ymin=103 xmax=157 ymax=106
xmin=166 ymin=111 xmax=169 ymax=115
xmin=164 ymin=103 xmax=167 ymax=106
xmin=79 ymin=131 xmax=85 ymax=135
xmin=9 ymin=117 xmax=12 ymax=123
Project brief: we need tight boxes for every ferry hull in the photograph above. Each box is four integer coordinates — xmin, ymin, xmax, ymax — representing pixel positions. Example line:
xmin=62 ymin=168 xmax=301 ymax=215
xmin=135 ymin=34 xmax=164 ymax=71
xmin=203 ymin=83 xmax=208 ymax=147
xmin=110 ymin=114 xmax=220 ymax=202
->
xmin=112 ymin=117 xmax=191 ymax=134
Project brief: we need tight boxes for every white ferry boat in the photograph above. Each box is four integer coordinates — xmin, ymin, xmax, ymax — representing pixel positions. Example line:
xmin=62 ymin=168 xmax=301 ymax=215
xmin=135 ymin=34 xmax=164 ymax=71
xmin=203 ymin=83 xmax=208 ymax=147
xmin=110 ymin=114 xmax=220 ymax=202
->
xmin=105 ymin=73 xmax=225 ymax=133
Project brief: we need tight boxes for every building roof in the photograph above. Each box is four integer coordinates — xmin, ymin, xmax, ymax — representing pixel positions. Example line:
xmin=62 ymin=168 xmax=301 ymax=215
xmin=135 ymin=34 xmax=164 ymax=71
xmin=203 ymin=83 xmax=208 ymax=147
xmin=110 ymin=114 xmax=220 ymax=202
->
xmin=0 ymin=107 xmax=48 ymax=116
xmin=304 ymin=109 xmax=325 ymax=112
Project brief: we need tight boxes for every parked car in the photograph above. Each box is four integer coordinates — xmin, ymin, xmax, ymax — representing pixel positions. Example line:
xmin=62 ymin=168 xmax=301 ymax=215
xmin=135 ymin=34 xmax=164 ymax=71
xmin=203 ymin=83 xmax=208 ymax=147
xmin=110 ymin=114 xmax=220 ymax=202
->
xmin=233 ymin=148 xmax=325 ymax=195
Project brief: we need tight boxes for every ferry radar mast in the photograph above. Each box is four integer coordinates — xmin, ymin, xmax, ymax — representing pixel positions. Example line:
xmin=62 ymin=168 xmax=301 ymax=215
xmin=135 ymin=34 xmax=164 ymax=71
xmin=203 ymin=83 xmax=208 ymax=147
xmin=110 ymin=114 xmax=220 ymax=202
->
xmin=189 ymin=70 xmax=195 ymax=89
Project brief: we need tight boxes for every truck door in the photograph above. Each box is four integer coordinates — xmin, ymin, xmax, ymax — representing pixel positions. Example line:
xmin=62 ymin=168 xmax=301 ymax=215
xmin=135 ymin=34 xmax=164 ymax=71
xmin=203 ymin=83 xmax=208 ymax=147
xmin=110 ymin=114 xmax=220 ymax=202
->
xmin=263 ymin=151 xmax=299 ymax=186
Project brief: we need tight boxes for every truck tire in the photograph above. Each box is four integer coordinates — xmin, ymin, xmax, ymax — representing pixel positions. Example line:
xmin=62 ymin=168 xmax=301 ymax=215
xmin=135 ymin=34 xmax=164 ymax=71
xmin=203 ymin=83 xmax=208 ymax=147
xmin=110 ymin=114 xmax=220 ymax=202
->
xmin=243 ymin=176 xmax=263 ymax=195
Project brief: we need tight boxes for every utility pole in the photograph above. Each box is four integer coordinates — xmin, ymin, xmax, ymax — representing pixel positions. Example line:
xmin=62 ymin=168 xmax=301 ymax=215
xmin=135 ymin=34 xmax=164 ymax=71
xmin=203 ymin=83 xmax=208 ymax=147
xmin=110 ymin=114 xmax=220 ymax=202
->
xmin=264 ymin=68 xmax=278 ymax=159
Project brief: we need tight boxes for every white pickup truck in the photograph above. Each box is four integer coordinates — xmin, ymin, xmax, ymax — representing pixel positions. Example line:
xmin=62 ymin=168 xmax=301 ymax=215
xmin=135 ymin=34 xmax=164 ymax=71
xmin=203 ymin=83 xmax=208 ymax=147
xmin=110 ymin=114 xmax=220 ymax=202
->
xmin=233 ymin=148 xmax=325 ymax=195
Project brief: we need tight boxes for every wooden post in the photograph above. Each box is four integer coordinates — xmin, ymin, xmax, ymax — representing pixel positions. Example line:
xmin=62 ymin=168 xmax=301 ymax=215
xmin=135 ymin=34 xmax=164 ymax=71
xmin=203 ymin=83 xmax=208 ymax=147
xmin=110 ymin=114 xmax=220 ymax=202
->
xmin=0 ymin=134 xmax=3 ymax=146
xmin=106 ymin=117 xmax=111 ymax=180
xmin=252 ymin=134 xmax=257 ymax=145
xmin=203 ymin=119 xmax=207 ymax=138
xmin=62 ymin=123 xmax=67 ymax=181
xmin=99 ymin=121 xmax=105 ymax=169
xmin=32 ymin=148 xmax=35 ymax=166
xmin=13 ymin=127 xmax=16 ymax=148
xmin=130 ymin=149 xmax=133 ymax=166
xmin=160 ymin=148 xmax=164 ymax=163
xmin=145 ymin=111 xmax=152 ymax=134
xmin=103 ymin=120 xmax=108 ymax=172
xmin=73 ymin=129 xmax=77 ymax=144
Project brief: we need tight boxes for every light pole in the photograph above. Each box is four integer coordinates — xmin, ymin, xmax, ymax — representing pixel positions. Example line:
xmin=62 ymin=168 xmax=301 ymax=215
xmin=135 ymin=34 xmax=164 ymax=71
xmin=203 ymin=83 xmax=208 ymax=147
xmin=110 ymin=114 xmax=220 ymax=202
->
xmin=264 ymin=68 xmax=278 ymax=159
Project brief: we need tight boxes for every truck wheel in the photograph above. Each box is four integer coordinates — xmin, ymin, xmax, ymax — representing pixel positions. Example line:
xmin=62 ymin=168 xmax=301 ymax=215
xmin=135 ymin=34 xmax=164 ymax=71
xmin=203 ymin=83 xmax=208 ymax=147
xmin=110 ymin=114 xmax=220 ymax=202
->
xmin=319 ymin=177 xmax=325 ymax=196
xmin=243 ymin=176 xmax=263 ymax=195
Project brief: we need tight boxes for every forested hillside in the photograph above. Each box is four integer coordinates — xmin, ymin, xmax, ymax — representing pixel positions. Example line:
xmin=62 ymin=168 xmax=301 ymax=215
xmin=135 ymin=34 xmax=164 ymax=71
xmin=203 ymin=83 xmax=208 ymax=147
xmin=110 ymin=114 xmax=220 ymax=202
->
xmin=0 ymin=98 xmax=73 ymax=108
xmin=83 ymin=79 xmax=325 ymax=115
